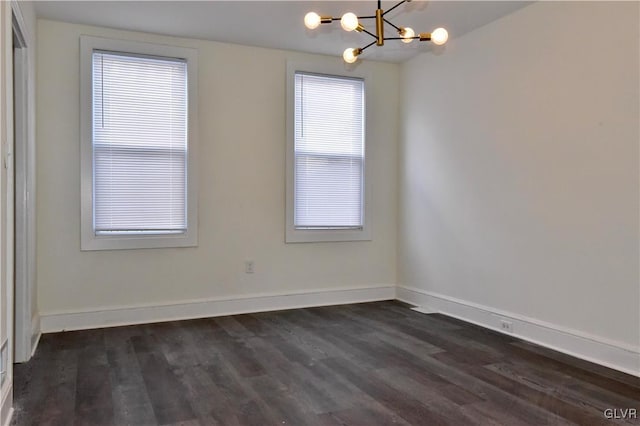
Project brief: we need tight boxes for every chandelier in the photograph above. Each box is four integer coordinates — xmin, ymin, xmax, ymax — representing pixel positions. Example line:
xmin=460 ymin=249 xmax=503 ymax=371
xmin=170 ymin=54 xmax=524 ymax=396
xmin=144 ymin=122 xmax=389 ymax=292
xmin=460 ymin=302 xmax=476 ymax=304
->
xmin=304 ymin=0 xmax=448 ymax=63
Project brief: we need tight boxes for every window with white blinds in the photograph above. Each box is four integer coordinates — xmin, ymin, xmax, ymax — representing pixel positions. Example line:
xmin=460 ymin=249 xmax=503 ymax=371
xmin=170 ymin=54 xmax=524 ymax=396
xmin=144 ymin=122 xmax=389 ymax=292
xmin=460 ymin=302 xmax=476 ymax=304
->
xmin=80 ymin=36 xmax=198 ymax=251
xmin=92 ymin=51 xmax=188 ymax=235
xmin=293 ymin=72 xmax=365 ymax=230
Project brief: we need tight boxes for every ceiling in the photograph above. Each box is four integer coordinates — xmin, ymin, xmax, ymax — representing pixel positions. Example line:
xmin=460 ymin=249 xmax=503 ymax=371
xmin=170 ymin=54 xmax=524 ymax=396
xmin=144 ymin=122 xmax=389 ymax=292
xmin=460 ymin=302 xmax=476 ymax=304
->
xmin=33 ymin=1 xmax=532 ymax=63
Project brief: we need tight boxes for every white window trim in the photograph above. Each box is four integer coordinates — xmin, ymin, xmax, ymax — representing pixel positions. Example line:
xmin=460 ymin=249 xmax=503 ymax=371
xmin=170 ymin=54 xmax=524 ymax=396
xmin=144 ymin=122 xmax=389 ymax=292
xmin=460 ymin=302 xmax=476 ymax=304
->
xmin=80 ymin=35 xmax=198 ymax=251
xmin=285 ymin=60 xmax=372 ymax=243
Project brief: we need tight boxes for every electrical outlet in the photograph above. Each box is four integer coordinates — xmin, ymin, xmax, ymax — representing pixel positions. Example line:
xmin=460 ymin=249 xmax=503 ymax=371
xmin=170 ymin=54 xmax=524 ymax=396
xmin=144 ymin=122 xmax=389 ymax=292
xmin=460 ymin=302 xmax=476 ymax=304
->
xmin=500 ymin=319 xmax=514 ymax=333
xmin=244 ymin=260 xmax=255 ymax=274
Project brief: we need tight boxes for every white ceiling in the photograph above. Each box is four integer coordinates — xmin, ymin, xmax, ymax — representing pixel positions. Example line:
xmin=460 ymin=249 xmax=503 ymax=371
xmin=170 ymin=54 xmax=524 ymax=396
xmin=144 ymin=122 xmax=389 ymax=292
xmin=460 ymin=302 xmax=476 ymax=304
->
xmin=33 ymin=1 xmax=532 ymax=63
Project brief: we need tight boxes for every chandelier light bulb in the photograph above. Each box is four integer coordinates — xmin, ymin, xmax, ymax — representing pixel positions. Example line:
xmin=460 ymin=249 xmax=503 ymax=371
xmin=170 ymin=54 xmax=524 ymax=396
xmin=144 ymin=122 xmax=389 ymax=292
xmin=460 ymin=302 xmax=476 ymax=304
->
xmin=304 ymin=12 xmax=321 ymax=30
xmin=341 ymin=12 xmax=359 ymax=32
xmin=343 ymin=48 xmax=360 ymax=64
xmin=431 ymin=27 xmax=449 ymax=45
xmin=400 ymin=27 xmax=415 ymax=43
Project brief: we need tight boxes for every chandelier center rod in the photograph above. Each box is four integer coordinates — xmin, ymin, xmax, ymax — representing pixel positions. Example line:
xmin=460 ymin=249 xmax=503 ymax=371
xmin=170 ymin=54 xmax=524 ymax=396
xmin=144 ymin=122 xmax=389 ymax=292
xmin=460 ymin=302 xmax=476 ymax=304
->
xmin=375 ymin=9 xmax=384 ymax=46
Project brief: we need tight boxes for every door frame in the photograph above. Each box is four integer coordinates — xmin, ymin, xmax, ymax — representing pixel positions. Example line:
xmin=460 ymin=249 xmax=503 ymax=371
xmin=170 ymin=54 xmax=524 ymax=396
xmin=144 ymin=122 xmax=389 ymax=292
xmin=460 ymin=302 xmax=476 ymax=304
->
xmin=10 ymin=1 xmax=35 ymax=363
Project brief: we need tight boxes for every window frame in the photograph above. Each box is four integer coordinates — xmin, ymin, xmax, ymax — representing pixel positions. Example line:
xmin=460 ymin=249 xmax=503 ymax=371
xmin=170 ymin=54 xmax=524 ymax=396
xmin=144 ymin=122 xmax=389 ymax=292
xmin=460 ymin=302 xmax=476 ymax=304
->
xmin=285 ymin=61 xmax=372 ymax=243
xmin=80 ymin=36 xmax=198 ymax=251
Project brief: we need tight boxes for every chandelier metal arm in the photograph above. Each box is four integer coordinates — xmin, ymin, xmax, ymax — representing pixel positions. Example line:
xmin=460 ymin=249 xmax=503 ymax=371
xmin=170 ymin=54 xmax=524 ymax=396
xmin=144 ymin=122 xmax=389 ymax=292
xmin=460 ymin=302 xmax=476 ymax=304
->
xmin=361 ymin=28 xmax=379 ymax=40
xmin=383 ymin=18 xmax=401 ymax=32
xmin=327 ymin=16 xmax=377 ymax=21
xmin=382 ymin=0 xmax=409 ymax=17
xmin=383 ymin=36 xmax=419 ymax=41
xmin=360 ymin=40 xmax=378 ymax=52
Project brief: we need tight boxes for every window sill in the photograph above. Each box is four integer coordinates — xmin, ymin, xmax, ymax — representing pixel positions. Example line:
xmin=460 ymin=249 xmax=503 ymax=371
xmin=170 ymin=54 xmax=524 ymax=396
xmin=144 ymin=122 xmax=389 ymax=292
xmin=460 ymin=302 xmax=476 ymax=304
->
xmin=81 ymin=231 xmax=197 ymax=251
xmin=285 ymin=227 xmax=371 ymax=243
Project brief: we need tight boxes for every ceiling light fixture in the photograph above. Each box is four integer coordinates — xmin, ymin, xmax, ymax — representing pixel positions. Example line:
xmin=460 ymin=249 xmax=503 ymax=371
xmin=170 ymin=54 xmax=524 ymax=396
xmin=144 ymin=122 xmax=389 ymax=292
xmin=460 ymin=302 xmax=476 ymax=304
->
xmin=304 ymin=0 xmax=448 ymax=63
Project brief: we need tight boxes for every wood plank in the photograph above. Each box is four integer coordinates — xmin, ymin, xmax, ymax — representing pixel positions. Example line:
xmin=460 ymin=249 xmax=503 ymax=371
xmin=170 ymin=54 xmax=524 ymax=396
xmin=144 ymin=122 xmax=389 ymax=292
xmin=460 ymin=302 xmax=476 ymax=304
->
xmin=104 ymin=328 xmax=157 ymax=426
xmin=74 ymin=337 xmax=115 ymax=426
xmin=320 ymin=357 xmax=453 ymax=426
xmin=131 ymin=335 xmax=196 ymax=425
xmin=433 ymin=351 xmax=613 ymax=425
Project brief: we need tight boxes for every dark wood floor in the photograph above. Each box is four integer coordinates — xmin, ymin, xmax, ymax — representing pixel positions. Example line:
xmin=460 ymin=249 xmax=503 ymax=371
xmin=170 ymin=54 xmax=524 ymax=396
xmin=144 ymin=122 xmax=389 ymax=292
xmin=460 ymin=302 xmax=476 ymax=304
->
xmin=11 ymin=301 xmax=640 ymax=426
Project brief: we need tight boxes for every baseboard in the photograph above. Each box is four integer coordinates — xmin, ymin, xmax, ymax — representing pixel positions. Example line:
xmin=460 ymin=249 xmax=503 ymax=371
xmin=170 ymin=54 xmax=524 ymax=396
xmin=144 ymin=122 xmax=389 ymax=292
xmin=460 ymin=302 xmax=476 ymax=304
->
xmin=411 ymin=306 xmax=436 ymax=314
xmin=1 ymin=382 xmax=12 ymax=426
xmin=30 ymin=313 xmax=41 ymax=358
xmin=397 ymin=285 xmax=640 ymax=377
xmin=41 ymin=285 xmax=396 ymax=333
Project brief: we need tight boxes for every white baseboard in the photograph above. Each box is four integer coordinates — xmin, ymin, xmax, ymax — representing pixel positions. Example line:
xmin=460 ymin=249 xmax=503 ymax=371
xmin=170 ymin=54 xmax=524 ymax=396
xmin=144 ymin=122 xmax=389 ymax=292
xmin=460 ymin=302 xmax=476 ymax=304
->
xmin=397 ymin=285 xmax=640 ymax=377
xmin=1 ymin=382 xmax=12 ymax=426
xmin=411 ymin=306 xmax=436 ymax=314
xmin=41 ymin=285 xmax=396 ymax=333
xmin=30 ymin=313 xmax=41 ymax=358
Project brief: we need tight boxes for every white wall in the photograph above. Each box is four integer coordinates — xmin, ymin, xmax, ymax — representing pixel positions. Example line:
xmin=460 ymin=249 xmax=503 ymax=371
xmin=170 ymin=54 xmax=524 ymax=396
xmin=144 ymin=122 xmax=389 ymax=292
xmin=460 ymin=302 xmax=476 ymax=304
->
xmin=36 ymin=20 xmax=399 ymax=325
xmin=399 ymin=1 xmax=639 ymax=371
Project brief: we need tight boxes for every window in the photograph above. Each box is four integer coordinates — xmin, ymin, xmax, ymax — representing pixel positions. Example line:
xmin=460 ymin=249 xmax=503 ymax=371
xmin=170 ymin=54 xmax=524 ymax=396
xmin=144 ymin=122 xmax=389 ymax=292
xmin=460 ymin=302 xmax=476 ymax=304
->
xmin=80 ymin=36 xmax=198 ymax=250
xmin=286 ymin=62 xmax=371 ymax=243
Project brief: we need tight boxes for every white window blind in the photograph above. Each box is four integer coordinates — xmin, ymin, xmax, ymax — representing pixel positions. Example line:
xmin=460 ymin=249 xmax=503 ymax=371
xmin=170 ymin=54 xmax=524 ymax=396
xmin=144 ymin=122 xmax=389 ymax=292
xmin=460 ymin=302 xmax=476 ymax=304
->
xmin=294 ymin=72 xmax=365 ymax=229
xmin=92 ymin=51 xmax=188 ymax=235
